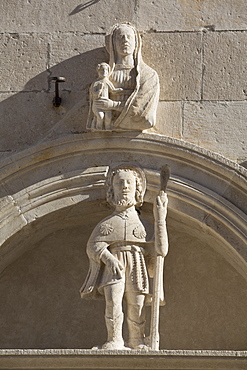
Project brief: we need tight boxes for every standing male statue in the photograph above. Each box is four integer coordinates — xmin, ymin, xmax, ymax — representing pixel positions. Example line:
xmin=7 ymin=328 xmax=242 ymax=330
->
xmin=87 ymin=23 xmax=160 ymax=131
xmin=80 ymin=164 xmax=168 ymax=350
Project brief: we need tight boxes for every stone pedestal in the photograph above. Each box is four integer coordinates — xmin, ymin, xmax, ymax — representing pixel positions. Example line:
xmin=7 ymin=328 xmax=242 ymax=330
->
xmin=0 ymin=349 xmax=247 ymax=369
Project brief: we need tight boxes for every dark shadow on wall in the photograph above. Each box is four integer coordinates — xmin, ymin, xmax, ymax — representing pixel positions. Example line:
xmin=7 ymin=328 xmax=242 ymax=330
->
xmin=69 ymin=1 xmax=101 ymax=15
xmin=240 ymin=160 xmax=247 ymax=169
xmin=0 ymin=46 xmax=108 ymax=158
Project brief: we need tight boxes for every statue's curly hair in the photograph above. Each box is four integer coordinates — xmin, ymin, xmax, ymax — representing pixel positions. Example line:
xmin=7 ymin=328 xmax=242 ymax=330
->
xmin=106 ymin=165 xmax=146 ymax=207
xmin=96 ymin=62 xmax=110 ymax=73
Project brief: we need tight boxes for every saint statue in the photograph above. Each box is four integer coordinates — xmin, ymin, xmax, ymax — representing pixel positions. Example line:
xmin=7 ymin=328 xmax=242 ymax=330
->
xmin=80 ymin=164 xmax=168 ymax=350
xmin=87 ymin=23 xmax=160 ymax=131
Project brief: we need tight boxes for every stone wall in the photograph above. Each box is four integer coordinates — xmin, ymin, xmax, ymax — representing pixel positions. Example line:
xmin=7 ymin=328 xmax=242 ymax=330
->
xmin=0 ymin=0 xmax=246 ymax=358
xmin=0 ymin=0 xmax=246 ymax=163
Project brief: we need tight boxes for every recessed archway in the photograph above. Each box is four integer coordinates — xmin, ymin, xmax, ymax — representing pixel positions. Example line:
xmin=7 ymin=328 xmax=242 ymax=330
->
xmin=0 ymin=198 xmax=246 ymax=350
xmin=0 ymin=132 xmax=246 ymax=350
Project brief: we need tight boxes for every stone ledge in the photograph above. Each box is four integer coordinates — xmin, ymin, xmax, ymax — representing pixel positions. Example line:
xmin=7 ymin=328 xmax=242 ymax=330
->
xmin=0 ymin=349 xmax=246 ymax=369
xmin=0 ymin=132 xmax=246 ymax=177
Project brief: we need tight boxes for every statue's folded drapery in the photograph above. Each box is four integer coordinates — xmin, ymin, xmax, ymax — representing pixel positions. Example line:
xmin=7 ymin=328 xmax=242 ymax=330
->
xmin=86 ymin=23 xmax=160 ymax=132
xmin=113 ymin=61 xmax=159 ymax=131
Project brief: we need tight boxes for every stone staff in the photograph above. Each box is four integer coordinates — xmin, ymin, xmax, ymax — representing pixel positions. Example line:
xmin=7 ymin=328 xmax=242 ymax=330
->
xmin=150 ymin=165 xmax=170 ymax=350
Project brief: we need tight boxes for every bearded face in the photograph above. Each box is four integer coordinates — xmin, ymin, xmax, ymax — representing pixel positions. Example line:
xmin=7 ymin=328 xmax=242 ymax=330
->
xmin=112 ymin=170 xmax=137 ymax=207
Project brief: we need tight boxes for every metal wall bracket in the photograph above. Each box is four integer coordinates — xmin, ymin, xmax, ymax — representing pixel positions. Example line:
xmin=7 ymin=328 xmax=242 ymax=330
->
xmin=51 ymin=77 xmax=66 ymax=107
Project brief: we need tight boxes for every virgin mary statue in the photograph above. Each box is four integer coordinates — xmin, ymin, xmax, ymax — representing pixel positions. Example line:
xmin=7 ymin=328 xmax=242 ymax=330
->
xmin=87 ymin=23 xmax=160 ymax=131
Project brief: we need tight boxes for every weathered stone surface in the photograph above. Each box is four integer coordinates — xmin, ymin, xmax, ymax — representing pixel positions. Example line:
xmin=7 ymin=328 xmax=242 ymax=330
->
xmin=0 ymin=0 xmax=246 ymax=360
xmin=200 ymin=0 xmax=247 ymax=31
xmin=136 ymin=0 xmax=202 ymax=32
xmin=0 ymin=91 xmax=87 ymax=154
xmin=0 ymin=25 xmax=245 ymax=164
xmin=136 ymin=0 xmax=247 ymax=31
xmin=0 ymin=349 xmax=247 ymax=370
xmin=153 ymin=102 xmax=182 ymax=138
xmin=142 ymin=33 xmax=202 ymax=100
xmin=203 ymin=31 xmax=247 ymax=101
xmin=2 ymin=350 xmax=247 ymax=370
xmin=0 ymin=34 xmax=48 ymax=92
xmin=183 ymin=101 xmax=247 ymax=163
xmin=0 ymin=0 xmax=136 ymax=33
xmin=50 ymin=34 xmax=107 ymax=92
xmin=1 ymin=0 xmax=246 ymax=34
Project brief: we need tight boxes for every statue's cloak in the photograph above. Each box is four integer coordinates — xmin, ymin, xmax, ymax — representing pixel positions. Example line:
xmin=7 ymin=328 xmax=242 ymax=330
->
xmin=113 ymin=61 xmax=159 ymax=131
xmin=87 ymin=23 xmax=160 ymax=131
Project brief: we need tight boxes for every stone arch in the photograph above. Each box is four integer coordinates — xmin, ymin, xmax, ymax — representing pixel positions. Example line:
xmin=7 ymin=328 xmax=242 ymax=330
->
xmin=0 ymin=132 xmax=246 ymax=350
xmin=0 ymin=132 xmax=246 ymax=275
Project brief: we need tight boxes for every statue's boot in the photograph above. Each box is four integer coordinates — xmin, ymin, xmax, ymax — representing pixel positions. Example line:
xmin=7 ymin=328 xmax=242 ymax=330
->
xmin=102 ymin=313 xmax=126 ymax=350
xmin=127 ymin=318 xmax=149 ymax=350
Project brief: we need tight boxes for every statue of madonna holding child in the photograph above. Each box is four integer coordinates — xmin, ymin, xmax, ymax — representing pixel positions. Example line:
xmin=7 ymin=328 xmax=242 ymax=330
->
xmin=87 ymin=23 xmax=160 ymax=132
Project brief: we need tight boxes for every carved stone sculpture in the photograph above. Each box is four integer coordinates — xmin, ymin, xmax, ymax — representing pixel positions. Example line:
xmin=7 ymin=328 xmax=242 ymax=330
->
xmin=80 ymin=164 xmax=168 ymax=350
xmin=87 ymin=23 xmax=160 ymax=132
xmin=89 ymin=62 xmax=124 ymax=130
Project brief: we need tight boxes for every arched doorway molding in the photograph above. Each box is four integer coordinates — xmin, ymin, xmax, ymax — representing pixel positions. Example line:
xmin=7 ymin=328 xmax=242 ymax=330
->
xmin=0 ymin=132 xmax=246 ymax=277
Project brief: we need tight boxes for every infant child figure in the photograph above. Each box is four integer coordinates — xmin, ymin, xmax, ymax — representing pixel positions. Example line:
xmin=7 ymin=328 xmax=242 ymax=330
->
xmin=90 ymin=62 xmax=123 ymax=130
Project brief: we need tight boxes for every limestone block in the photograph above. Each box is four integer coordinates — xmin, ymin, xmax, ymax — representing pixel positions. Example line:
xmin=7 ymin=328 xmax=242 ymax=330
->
xmin=49 ymin=34 xmax=107 ymax=92
xmin=200 ymin=0 xmax=247 ymax=31
xmin=136 ymin=0 xmax=202 ymax=31
xmin=0 ymin=0 xmax=136 ymax=33
xmin=142 ymin=33 xmax=202 ymax=100
xmin=0 ymin=91 xmax=86 ymax=155
xmin=183 ymin=101 xmax=247 ymax=163
xmin=203 ymin=31 xmax=247 ymax=101
xmin=152 ymin=101 xmax=182 ymax=138
xmin=0 ymin=34 xmax=48 ymax=92
xmin=136 ymin=0 xmax=247 ymax=31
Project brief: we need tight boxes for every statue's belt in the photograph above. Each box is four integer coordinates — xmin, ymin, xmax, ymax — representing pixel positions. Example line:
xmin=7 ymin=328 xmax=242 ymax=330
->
xmin=109 ymin=244 xmax=145 ymax=254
